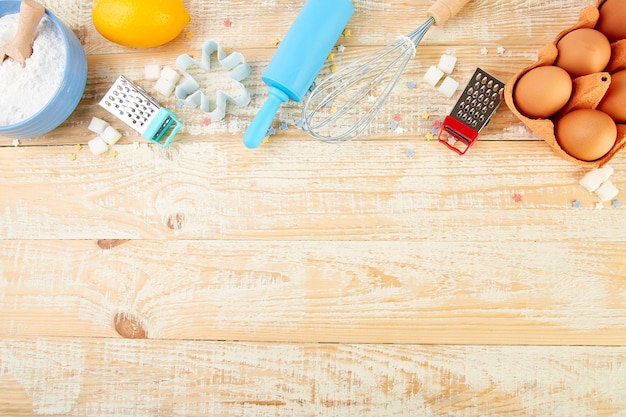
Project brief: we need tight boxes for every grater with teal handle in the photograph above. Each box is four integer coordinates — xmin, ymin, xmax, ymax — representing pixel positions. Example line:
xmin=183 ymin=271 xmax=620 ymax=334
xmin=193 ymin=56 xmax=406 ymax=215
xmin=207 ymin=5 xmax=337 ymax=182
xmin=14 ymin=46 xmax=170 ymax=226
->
xmin=99 ymin=75 xmax=182 ymax=147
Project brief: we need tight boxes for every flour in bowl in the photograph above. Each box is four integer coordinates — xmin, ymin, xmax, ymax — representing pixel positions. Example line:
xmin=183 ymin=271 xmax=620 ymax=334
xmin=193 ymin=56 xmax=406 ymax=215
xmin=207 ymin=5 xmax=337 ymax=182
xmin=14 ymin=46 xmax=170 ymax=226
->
xmin=0 ymin=13 xmax=66 ymax=126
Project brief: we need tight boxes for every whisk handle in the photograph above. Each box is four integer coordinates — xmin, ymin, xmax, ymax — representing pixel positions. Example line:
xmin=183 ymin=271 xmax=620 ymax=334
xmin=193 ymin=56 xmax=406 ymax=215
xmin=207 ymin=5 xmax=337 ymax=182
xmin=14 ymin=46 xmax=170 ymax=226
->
xmin=243 ymin=87 xmax=289 ymax=149
xmin=426 ymin=0 xmax=472 ymax=25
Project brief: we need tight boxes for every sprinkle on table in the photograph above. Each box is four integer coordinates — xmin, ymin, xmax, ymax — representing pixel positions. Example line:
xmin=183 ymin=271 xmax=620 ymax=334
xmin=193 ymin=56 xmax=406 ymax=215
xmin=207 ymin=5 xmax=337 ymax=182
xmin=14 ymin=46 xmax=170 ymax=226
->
xmin=271 ymin=38 xmax=281 ymax=46
xmin=330 ymin=64 xmax=339 ymax=73
xmin=406 ymin=149 xmax=414 ymax=157
xmin=407 ymin=81 xmax=415 ymax=89
xmin=480 ymin=47 xmax=489 ymax=55
xmin=612 ymin=200 xmax=620 ymax=208
xmin=74 ymin=144 xmax=82 ymax=152
xmin=342 ymin=29 xmax=352 ymax=37
xmin=513 ymin=194 xmax=523 ymax=203
xmin=571 ymin=200 xmax=581 ymax=208
xmin=224 ymin=19 xmax=232 ymax=27
xmin=497 ymin=46 xmax=506 ymax=55
xmin=421 ymin=111 xmax=430 ymax=120
xmin=433 ymin=120 xmax=442 ymax=129
xmin=109 ymin=150 xmax=118 ymax=158
xmin=261 ymin=136 xmax=270 ymax=144
xmin=68 ymin=153 xmax=77 ymax=161
xmin=595 ymin=202 xmax=604 ymax=210
xmin=430 ymin=127 xmax=439 ymax=135
xmin=424 ymin=132 xmax=434 ymax=141
xmin=202 ymin=117 xmax=211 ymax=126
xmin=279 ymin=122 xmax=288 ymax=130
xmin=296 ymin=119 xmax=305 ymax=129
xmin=336 ymin=45 xmax=345 ymax=53
xmin=389 ymin=122 xmax=398 ymax=131
xmin=393 ymin=114 xmax=402 ymax=122
xmin=12 ymin=139 xmax=19 ymax=147
xmin=330 ymin=105 xmax=338 ymax=113
xmin=185 ymin=31 xmax=194 ymax=39
xmin=327 ymin=52 xmax=335 ymax=61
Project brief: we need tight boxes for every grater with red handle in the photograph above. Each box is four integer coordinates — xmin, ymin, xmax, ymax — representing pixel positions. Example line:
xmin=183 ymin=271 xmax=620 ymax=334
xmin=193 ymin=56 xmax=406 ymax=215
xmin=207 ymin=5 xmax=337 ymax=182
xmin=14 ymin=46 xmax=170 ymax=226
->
xmin=438 ymin=68 xmax=504 ymax=155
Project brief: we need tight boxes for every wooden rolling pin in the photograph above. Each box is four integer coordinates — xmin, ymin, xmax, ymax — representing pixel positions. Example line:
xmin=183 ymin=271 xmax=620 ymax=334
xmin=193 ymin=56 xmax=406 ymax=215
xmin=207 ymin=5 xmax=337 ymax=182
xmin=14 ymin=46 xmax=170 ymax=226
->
xmin=1 ymin=0 xmax=45 ymax=67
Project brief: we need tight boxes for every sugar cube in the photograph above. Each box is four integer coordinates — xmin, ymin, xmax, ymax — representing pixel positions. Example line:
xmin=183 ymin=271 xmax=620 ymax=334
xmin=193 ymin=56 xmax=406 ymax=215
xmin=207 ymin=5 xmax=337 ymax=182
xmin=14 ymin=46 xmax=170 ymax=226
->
xmin=88 ymin=136 xmax=109 ymax=155
xmin=154 ymin=77 xmax=176 ymax=97
xmin=88 ymin=117 xmax=109 ymax=134
xmin=594 ymin=180 xmax=619 ymax=202
xmin=423 ymin=65 xmax=444 ymax=87
xmin=437 ymin=54 xmax=457 ymax=74
xmin=160 ymin=66 xmax=181 ymax=84
xmin=144 ymin=64 xmax=161 ymax=81
xmin=101 ymin=126 xmax=122 ymax=145
xmin=579 ymin=165 xmax=614 ymax=192
xmin=438 ymin=76 xmax=459 ymax=98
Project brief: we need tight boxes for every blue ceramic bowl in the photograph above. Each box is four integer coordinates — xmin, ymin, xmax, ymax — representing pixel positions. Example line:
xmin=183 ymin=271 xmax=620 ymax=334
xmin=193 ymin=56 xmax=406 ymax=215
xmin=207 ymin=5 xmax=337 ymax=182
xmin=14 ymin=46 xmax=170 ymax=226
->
xmin=0 ymin=1 xmax=87 ymax=138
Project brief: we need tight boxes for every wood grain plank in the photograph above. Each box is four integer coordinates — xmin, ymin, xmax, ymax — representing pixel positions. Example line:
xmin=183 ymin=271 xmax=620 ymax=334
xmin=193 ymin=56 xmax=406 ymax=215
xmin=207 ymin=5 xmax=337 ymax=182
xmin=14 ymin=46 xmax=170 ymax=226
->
xmin=0 ymin=141 xmax=623 ymax=240
xmin=1 ymin=337 xmax=625 ymax=416
xmin=1 ymin=239 xmax=624 ymax=344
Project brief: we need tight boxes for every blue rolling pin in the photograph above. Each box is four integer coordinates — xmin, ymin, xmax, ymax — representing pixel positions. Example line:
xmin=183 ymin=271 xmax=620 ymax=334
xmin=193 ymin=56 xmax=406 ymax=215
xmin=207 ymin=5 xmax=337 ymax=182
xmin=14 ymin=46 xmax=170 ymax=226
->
xmin=243 ymin=0 xmax=354 ymax=149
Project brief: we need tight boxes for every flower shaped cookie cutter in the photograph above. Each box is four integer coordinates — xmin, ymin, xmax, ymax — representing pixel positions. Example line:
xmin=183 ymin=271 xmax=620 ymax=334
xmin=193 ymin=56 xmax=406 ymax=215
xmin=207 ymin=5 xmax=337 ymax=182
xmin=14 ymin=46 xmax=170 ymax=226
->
xmin=175 ymin=39 xmax=251 ymax=121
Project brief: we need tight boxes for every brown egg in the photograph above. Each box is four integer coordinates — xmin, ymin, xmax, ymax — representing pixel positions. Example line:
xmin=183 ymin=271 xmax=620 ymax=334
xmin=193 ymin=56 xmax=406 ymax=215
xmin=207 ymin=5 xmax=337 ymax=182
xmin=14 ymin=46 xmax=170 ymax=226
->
xmin=555 ymin=109 xmax=616 ymax=161
xmin=555 ymin=28 xmax=611 ymax=77
xmin=597 ymin=70 xmax=626 ymax=123
xmin=513 ymin=66 xmax=572 ymax=119
xmin=596 ymin=0 xmax=626 ymax=42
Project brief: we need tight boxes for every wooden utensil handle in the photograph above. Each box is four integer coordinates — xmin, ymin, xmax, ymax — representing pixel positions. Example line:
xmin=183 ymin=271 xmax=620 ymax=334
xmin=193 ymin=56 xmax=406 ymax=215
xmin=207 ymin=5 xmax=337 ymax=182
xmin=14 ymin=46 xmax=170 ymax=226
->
xmin=426 ymin=0 xmax=473 ymax=25
xmin=15 ymin=0 xmax=45 ymax=45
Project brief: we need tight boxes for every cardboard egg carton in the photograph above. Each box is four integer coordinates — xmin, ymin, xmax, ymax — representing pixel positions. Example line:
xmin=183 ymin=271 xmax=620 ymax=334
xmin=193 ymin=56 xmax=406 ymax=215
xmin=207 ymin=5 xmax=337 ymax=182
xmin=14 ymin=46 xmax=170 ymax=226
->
xmin=504 ymin=0 xmax=626 ymax=167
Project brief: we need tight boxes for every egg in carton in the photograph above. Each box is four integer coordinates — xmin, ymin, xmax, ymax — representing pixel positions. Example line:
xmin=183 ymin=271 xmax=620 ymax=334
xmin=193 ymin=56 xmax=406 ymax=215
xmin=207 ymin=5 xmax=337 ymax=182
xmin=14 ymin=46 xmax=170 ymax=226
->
xmin=504 ymin=0 xmax=626 ymax=167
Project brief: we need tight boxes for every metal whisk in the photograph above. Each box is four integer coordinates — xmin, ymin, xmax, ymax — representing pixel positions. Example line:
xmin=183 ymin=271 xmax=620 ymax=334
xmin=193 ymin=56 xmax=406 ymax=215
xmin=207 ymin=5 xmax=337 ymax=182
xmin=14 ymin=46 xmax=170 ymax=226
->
xmin=302 ymin=0 xmax=473 ymax=142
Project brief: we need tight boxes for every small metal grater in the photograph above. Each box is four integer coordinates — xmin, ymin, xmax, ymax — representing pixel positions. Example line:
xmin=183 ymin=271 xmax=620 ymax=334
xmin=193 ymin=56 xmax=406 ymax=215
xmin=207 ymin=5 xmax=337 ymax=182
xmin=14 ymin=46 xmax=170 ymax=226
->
xmin=438 ymin=68 xmax=504 ymax=155
xmin=99 ymin=75 xmax=182 ymax=147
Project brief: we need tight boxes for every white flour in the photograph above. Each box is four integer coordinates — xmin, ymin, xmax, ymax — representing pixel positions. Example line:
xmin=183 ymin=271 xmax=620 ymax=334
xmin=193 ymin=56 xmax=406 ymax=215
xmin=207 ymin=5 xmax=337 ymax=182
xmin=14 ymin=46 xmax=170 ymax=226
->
xmin=0 ymin=13 xmax=66 ymax=126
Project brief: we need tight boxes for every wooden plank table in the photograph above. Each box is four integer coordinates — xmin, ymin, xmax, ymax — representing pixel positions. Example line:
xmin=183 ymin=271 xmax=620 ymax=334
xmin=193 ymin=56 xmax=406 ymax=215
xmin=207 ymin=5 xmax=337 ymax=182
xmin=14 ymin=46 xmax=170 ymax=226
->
xmin=1 ymin=0 xmax=625 ymax=415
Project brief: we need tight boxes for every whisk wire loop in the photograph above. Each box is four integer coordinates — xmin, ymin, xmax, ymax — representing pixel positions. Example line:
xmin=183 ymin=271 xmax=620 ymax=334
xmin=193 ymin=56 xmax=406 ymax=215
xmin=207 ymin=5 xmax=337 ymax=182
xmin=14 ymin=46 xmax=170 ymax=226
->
xmin=302 ymin=17 xmax=436 ymax=142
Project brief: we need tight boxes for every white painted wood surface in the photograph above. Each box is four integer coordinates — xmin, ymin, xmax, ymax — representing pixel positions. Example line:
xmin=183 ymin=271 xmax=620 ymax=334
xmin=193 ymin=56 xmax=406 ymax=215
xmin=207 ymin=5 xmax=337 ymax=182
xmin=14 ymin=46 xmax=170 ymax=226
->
xmin=1 ymin=0 xmax=625 ymax=415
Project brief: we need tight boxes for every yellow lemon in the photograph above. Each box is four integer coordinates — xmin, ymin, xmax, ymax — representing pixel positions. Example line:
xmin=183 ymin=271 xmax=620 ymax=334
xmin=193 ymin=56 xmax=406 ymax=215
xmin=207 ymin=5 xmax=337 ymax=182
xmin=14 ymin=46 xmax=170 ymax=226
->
xmin=92 ymin=0 xmax=190 ymax=48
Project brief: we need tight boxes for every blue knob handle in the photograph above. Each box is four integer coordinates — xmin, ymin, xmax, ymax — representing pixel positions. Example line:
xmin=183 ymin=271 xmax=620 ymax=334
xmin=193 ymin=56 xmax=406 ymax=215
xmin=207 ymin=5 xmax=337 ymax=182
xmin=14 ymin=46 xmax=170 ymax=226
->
xmin=243 ymin=87 xmax=289 ymax=149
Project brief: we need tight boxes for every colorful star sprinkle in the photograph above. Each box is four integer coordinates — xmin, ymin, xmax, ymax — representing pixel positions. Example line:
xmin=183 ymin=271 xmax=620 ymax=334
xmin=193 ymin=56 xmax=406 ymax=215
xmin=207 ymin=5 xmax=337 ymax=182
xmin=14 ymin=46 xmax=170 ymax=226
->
xmin=296 ymin=119 xmax=305 ymax=129
xmin=389 ymin=122 xmax=398 ymax=131
xmin=393 ymin=113 xmax=402 ymax=122
xmin=595 ymin=202 xmax=604 ymax=210
xmin=185 ymin=31 xmax=194 ymax=39
xmin=342 ymin=29 xmax=352 ymax=37
xmin=497 ymin=46 xmax=506 ymax=55
xmin=330 ymin=64 xmax=339 ymax=73
xmin=406 ymin=149 xmax=414 ymax=157
xmin=11 ymin=139 xmax=19 ymax=147
xmin=271 ymin=38 xmax=281 ymax=46
xmin=612 ymin=199 xmax=620 ymax=208
xmin=261 ymin=136 xmax=270 ymax=144
xmin=109 ymin=150 xmax=118 ymax=158
xmin=480 ymin=47 xmax=489 ymax=56
xmin=513 ymin=194 xmax=523 ymax=203
xmin=279 ymin=121 xmax=288 ymax=130
xmin=424 ymin=132 xmax=435 ymax=141
xmin=336 ymin=45 xmax=345 ymax=53
xmin=572 ymin=200 xmax=581 ymax=208
xmin=266 ymin=127 xmax=276 ymax=136
xmin=407 ymin=81 xmax=415 ymax=89
xmin=433 ymin=120 xmax=442 ymax=129
xmin=73 ymin=144 xmax=82 ymax=152
xmin=202 ymin=117 xmax=211 ymax=126
xmin=327 ymin=52 xmax=335 ymax=61
xmin=68 ymin=153 xmax=77 ymax=161
xmin=224 ymin=19 xmax=232 ymax=27
xmin=421 ymin=111 xmax=430 ymax=120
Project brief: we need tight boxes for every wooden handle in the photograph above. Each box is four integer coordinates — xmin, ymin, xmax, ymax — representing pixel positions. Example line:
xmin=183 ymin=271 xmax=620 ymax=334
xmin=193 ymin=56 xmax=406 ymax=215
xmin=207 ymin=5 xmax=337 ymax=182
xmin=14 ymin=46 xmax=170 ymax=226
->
xmin=3 ymin=0 xmax=45 ymax=67
xmin=426 ymin=0 xmax=473 ymax=25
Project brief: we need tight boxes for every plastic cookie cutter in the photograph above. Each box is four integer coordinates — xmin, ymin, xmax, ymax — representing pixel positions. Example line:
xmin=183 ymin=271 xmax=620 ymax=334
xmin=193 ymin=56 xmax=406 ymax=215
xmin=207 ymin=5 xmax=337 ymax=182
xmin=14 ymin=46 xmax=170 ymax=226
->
xmin=99 ymin=75 xmax=183 ymax=147
xmin=175 ymin=39 xmax=251 ymax=121
xmin=438 ymin=68 xmax=504 ymax=155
